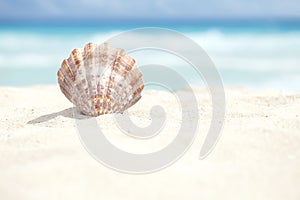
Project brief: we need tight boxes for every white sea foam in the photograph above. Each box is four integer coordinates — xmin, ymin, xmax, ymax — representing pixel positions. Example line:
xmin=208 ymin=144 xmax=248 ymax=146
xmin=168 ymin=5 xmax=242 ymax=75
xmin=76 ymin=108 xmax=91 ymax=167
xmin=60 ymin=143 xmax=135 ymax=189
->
xmin=1 ymin=30 xmax=299 ymax=70
xmin=188 ymin=31 xmax=300 ymax=71
xmin=0 ymin=29 xmax=299 ymax=91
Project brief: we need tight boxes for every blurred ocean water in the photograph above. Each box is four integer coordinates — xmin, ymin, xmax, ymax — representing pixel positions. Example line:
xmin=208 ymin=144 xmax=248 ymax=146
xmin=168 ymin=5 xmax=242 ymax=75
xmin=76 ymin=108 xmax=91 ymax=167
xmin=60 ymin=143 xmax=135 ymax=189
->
xmin=0 ymin=23 xmax=299 ymax=92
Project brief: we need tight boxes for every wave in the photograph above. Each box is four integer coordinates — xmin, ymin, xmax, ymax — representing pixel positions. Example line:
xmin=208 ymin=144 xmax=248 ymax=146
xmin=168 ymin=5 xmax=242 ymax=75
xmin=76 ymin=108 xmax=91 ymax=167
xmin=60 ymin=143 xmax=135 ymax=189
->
xmin=0 ymin=28 xmax=299 ymax=91
xmin=1 ymin=30 xmax=299 ymax=70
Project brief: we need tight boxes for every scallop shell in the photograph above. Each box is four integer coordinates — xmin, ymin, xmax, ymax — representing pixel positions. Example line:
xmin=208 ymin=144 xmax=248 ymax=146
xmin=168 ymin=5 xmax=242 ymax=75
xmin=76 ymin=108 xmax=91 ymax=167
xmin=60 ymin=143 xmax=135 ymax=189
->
xmin=57 ymin=42 xmax=144 ymax=116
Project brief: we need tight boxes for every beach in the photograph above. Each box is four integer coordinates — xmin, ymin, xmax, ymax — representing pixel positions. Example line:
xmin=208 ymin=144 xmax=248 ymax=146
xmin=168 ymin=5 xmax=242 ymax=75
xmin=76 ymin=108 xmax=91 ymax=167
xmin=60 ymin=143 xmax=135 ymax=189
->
xmin=0 ymin=85 xmax=299 ymax=199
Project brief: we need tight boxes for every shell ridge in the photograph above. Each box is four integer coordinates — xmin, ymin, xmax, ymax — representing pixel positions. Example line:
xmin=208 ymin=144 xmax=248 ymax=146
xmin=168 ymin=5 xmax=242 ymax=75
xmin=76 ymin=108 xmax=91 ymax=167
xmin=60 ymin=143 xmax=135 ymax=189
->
xmin=73 ymin=50 xmax=91 ymax=114
xmin=83 ymin=44 xmax=97 ymax=115
xmin=102 ymin=43 xmax=116 ymax=114
xmin=116 ymin=57 xmax=140 ymax=111
xmin=105 ymin=55 xmax=142 ymax=113
xmin=60 ymin=46 xmax=92 ymax=114
xmin=96 ymin=43 xmax=117 ymax=114
xmin=100 ymin=45 xmax=125 ymax=114
xmin=57 ymin=69 xmax=73 ymax=102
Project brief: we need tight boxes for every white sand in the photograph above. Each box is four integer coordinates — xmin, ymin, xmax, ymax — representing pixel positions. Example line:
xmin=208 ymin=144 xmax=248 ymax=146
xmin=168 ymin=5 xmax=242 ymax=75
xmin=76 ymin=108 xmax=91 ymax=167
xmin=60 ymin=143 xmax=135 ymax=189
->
xmin=0 ymin=85 xmax=300 ymax=200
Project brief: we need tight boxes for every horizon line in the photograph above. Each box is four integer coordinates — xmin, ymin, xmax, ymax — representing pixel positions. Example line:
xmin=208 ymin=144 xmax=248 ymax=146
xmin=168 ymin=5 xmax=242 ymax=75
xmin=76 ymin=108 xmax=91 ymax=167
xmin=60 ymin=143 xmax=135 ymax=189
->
xmin=1 ymin=17 xmax=300 ymax=24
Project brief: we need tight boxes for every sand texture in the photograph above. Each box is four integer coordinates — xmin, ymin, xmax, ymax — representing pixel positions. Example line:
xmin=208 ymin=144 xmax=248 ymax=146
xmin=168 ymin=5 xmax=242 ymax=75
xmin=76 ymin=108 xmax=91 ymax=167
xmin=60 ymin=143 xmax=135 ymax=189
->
xmin=0 ymin=85 xmax=300 ymax=200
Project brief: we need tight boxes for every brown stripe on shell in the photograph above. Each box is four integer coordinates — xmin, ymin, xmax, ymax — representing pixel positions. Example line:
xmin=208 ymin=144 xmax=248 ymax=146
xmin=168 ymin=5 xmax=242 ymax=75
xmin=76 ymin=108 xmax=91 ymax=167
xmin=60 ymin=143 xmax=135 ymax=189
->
xmin=118 ymin=54 xmax=136 ymax=71
xmin=57 ymin=69 xmax=74 ymax=102
xmin=61 ymin=59 xmax=74 ymax=81
xmin=71 ymin=48 xmax=83 ymax=69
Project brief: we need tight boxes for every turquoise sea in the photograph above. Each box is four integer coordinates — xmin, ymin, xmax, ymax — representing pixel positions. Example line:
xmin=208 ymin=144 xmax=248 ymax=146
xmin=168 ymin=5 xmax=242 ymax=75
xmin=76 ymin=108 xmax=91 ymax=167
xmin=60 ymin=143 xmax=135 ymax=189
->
xmin=0 ymin=21 xmax=300 ymax=92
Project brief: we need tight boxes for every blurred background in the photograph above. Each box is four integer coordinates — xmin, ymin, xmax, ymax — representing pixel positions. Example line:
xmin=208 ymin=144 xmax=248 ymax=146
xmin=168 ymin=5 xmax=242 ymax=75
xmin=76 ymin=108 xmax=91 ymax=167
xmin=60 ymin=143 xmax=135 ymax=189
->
xmin=0 ymin=0 xmax=299 ymax=92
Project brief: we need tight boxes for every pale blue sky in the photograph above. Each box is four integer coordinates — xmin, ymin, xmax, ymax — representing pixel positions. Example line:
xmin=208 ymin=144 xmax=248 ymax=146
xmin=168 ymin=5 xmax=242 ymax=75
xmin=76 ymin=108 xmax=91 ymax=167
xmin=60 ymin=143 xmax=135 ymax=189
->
xmin=0 ymin=0 xmax=300 ymax=21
